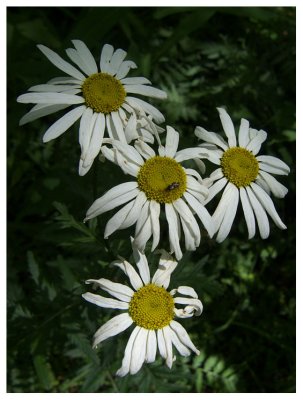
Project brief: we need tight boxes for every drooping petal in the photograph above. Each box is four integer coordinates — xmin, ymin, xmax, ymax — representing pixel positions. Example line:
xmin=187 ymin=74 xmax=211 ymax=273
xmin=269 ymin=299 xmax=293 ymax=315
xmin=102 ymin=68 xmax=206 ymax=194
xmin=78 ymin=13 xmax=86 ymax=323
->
xmin=82 ymin=292 xmax=129 ymax=310
xmin=92 ymin=313 xmax=133 ymax=348
xmin=172 ymin=286 xmax=198 ymax=299
xmin=82 ymin=113 xmax=105 ymax=169
xmin=84 ymin=182 xmax=139 ymax=221
xmin=116 ymin=326 xmax=140 ymax=377
xmin=149 ymin=200 xmax=161 ymax=251
xmin=145 ymin=329 xmax=157 ymax=363
xmin=124 ymin=84 xmax=167 ymax=99
xmin=165 ymin=203 xmax=183 ymax=261
xmin=19 ymin=103 xmax=71 ymax=126
xmin=174 ymin=297 xmax=203 ymax=316
xmin=258 ymin=171 xmax=288 ymax=198
xmin=125 ymin=96 xmax=165 ymax=124
xmin=246 ymin=186 xmax=270 ymax=239
xmin=162 ymin=326 xmax=174 ymax=368
xmin=152 ymin=249 xmax=178 ymax=289
xmin=104 ymin=200 xmax=136 ymax=238
xmin=37 ymin=44 xmax=85 ymax=81
xmin=134 ymin=139 xmax=156 ymax=160
xmin=133 ymin=201 xmax=152 ymax=251
xmin=169 ymin=320 xmax=199 ymax=355
xmin=110 ymin=112 xmax=127 ymax=143
xmin=183 ymin=191 xmax=214 ymax=238
xmin=215 ymin=183 xmax=239 ymax=243
xmin=250 ymin=182 xmax=286 ymax=230
xmin=85 ymin=278 xmax=134 ymax=302
xmin=217 ymin=107 xmax=237 ymax=147
xmin=170 ymin=327 xmax=191 ymax=356
xmin=157 ymin=329 xmax=167 ymax=359
xmin=203 ymin=177 xmax=227 ymax=205
xmin=239 ymin=187 xmax=256 ymax=239
xmin=174 ymin=199 xmax=200 ymax=247
xmin=129 ymin=328 xmax=149 ymax=375
xmin=79 ymin=107 xmax=95 ymax=158
xmin=194 ymin=126 xmax=228 ymax=150
xmin=119 ymin=191 xmax=148 ymax=230
xmin=115 ymin=60 xmax=137 ymax=80
xmin=42 ymin=105 xmax=85 ymax=142
xmin=257 ymin=155 xmax=290 ymax=175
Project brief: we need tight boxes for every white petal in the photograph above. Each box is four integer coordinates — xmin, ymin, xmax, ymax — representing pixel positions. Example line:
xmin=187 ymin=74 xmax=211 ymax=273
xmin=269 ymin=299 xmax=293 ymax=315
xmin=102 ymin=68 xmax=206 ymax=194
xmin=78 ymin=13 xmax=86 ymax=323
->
xmin=170 ymin=327 xmax=191 ymax=356
xmin=82 ymin=113 xmax=105 ymax=169
xmin=200 ymin=148 xmax=222 ymax=165
xmin=17 ymin=92 xmax=84 ymax=105
xmin=240 ymin=187 xmax=256 ymax=239
xmin=120 ymin=191 xmax=148 ymax=230
xmin=174 ymin=148 xmax=209 ymax=163
xmin=115 ymin=61 xmax=137 ymax=80
xmin=194 ymin=126 xmax=228 ymax=150
xmin=246 ymin=130 xmax=267 ymax=155
xmin=246 ymin=186 xmax=270 ymax=239
xmin=79 ymin=108 xmax=95 ymax=158
xmin=101 ymin=146 xmax=139 ymax=177
xmin=149 ymin=200 xmax=161 ymax=251
xmin=238 ymin=118 xmax=250 ymax=148
xmin=107 ymin=48 xmax=128 ymax=75
xmin=124 ymin=113 xmax=139 ymax=143
xmin=257 ymin=155 xmax=290 ymax=175
xmin=104 ymin=201 xmax=136 ymax=238
xmin=84 ymin=182 xmax=139 ymax=221
xmin=37 ymin=44 xmax=85 ymax=81
xmin=134 ymin=139 xmax=156 ymax=160
xmin=163 ymin=326 xmax=174 ymax=368
xmin=66 ymin=48 xmax=92 ymax=76
xmin=173 ymin=286 xmax=198 ymax=299
xmin=258 ymin=171 xmax=288 ymax=198
xmin=134 ymin=211 xmax=152 ymax=252
xmin=116 ymin=326 xmax=140 ymax=377
xmin=129 ymin=328 xmax=149 ymax=375
xmin=111 ymin=258 xmax=143 ymax=291
xmin=93 ymin=313 xmax=133 ymax=348
xmin=184 ymin=168 xmax=203 ymax=184
xmin=215 ymin=183 xmax=239 ymax=243
xmin=250 ymin=182 xmax=286 ymax=230
xmin=169 ymin=320 xmax=199 ymax=355
xmin=110 ymin=112 xmax=127 ymax=143
xmin=204 ymin=176 xmax=227 ymax=205
xmin=173 ymin=198 xmax=200 ymax=247
xmin=131 ymin=237 xmax=150 ymax=284
xmin=217 ymin=107 xmax=237 ymax=147
xmin=111 ymin=139 xmax=144 ymax=166
xmin=125 ymin=96 xmax=165 ymax=124
xmin=152 ymin=249 xmax=178 ymax=289
xmin=19 ymin=104 xmax=70 ymax=126
xmin=194 ymin=158 xmax=207 ymax=175
xmin=47 ymin=76 xmax=83 ymax=85
xmin=174 ymin=297 xmax=203 ymax=316
xmin=28 ymin=83 xmax=81 ymax=92
xmin=145 ymin=329 xmax=157 ymax=363
xmin=186 ymin=175 xmax=209 ymax=200
xmin=82 ymin=292 xmax=129 ymax=309
xmin=100 ymin=44 xmax=114 ymax=73
xmin=164 ymin=126 xmax=179 ymax=158
xmin=165 ymin=203 xmax=183 ymax=261
xmin=124 ymin=84 xmax=167 ymax=99
xmin=85 ymin=278 xmax=134 ymax=302
xmin=121 ymin=77 xmax=151 ymax=85
xmin=42 ymin=105 xmax=85 ymax=142
xmin=157 ymin=329 xmax=167 ymax=359
xmin=72 ymin=39 xmax=98 ymax=75
xmin=183 ymin=191 xmax=214 ymax=238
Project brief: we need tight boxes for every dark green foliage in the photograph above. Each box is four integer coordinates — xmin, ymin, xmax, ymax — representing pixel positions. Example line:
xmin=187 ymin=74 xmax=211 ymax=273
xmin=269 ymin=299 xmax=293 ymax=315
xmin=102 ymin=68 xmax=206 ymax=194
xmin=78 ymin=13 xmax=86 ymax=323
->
xmin=7 ymin=6 xmax=295 ymax=393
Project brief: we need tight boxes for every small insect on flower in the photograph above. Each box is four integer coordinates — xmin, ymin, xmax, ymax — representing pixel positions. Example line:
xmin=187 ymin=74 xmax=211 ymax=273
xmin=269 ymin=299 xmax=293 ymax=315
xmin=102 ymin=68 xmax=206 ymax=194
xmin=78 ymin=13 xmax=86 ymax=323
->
xmin=166 ymin=182 xmax=180 ymax=191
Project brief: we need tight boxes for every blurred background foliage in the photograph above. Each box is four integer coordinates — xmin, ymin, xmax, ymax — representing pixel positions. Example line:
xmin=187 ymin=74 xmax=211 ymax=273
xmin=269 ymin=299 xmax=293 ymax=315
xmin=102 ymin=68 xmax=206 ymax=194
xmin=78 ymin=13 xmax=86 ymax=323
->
xmin=7 ymin=6 xmax=295 ymax=393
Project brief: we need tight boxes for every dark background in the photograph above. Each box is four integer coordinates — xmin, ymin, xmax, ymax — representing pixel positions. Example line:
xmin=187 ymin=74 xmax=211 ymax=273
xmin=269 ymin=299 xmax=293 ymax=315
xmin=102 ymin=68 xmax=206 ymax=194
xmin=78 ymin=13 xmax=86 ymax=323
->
xmin=7 ymin=7 xmax=295 ymax=393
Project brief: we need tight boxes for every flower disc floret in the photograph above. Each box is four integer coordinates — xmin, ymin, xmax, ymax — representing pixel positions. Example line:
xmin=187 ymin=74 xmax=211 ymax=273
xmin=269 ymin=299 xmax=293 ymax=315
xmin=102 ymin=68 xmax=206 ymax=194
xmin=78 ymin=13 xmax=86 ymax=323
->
xmin=82 ymin=72 xmax=126 ymax=114
xmin=137 ymin=156 xmax=187 ymax=203
xmin=128 ymin=283 xmax=175 ymax=330
xmin=221 ymin=147 xmax=259 ymax=188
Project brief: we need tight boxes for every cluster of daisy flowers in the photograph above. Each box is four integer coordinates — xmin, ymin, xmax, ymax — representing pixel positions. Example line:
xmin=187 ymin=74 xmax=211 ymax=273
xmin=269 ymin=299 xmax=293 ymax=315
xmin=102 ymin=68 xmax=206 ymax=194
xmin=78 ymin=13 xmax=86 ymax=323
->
xmin=17 ymin=40 xmax=290 ymax=377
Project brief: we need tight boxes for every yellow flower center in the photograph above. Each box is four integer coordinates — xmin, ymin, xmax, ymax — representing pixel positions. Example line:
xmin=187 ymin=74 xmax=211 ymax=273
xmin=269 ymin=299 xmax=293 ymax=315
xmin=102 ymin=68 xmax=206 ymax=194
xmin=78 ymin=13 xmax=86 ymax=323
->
xmin=221 ymin=147 xmax=259 ymax=187
xmin=82 ymin=72 xmax=126 ymax=114
xmin=137 ymin=156 xmax=187 ymax=203
xmin=128 ymin=284 xmax=175 ymax=330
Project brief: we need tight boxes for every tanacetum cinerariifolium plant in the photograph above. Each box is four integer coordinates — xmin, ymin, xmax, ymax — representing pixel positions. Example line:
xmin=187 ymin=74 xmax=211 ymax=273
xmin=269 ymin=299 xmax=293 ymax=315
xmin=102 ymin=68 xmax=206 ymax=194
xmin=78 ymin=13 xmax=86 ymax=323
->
xmin=17 ymin=40 xmax=290 ymax=378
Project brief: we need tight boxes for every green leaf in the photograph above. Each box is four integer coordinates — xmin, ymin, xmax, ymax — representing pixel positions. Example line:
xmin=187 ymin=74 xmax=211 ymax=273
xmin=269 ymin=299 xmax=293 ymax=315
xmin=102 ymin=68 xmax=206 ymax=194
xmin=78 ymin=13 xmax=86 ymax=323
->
xmin=32 ymin=354 xmax=58 ymax=391
xmin=27 ymin=251 xmax=39 ymax=285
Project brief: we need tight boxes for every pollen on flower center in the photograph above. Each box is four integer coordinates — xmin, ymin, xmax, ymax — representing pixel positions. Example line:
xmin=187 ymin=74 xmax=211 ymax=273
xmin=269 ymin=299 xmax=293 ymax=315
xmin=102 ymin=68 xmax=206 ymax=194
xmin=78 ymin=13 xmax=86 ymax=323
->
xmin=128 ymin=284 xmax=175 ymax=330
xmin=137 ymin=156 xmax=187 ymax=203
xmin=82 ymin=72 xmax=126 ymax=114
xmin=221 ymin=147 xmax=259 ymax=187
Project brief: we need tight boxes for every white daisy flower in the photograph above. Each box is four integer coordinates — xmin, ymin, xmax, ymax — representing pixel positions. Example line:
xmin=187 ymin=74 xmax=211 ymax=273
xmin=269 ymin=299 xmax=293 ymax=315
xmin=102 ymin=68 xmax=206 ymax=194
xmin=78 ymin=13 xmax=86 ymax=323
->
xmin=84 ymin=126 xmax=214 ymax=260
xmin=17 ymin=40 xmax=167 ymax=175
xmin=195 ymin=107 xmax=290 ymax=242
xmin=83 ymin=240 xmax=202 ymax=377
